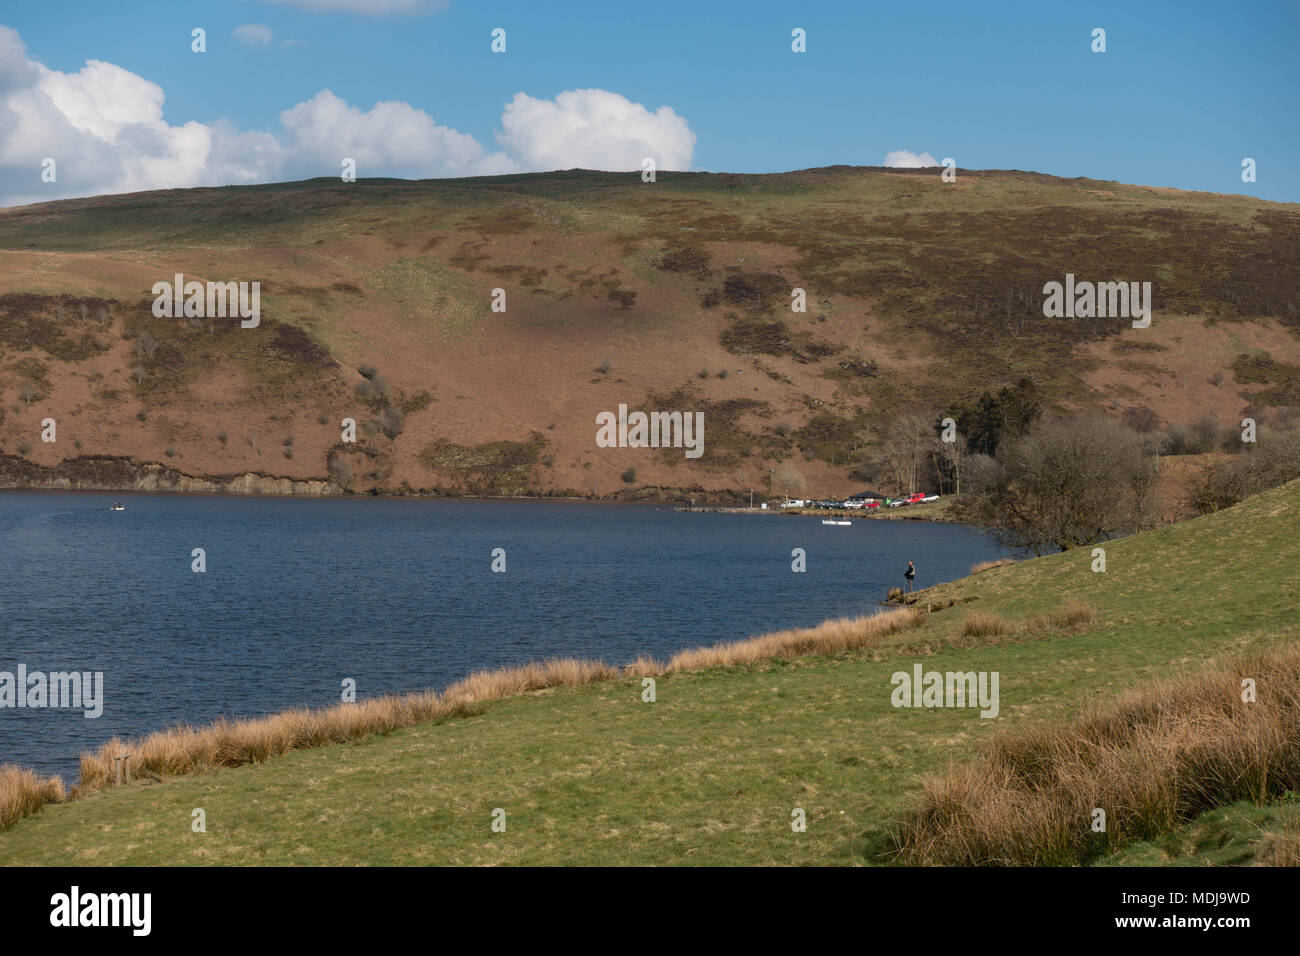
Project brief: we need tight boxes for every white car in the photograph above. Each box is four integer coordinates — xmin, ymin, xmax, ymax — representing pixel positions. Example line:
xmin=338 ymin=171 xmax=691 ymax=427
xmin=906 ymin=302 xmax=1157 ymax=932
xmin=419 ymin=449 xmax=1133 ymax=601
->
xmin=921 ymin=494 xmax=941 ymax=503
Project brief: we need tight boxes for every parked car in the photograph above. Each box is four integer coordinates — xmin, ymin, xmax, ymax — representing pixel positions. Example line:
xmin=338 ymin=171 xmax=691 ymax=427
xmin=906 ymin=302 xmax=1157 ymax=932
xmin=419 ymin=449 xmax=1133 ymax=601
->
xmin=906 ymin=492 xmax=927 ymax=505
xmin=780 ymin=499 xmax=806 ymax=508
xmin=921 ymin=494 xmax=941 ymax=503
xmin=886 ymin=498 xmax=907 ymax=508
xmin=843 ymin=499 xmax=865 ymax=509
xmin=864 ymin=500 xmax=882 ymax=510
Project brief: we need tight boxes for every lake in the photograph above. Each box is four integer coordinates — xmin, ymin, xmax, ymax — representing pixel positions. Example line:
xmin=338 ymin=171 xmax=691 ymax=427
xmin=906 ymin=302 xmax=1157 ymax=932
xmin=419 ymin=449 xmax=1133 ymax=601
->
xmin=0 ymin=492 xmax=1015 ymax=778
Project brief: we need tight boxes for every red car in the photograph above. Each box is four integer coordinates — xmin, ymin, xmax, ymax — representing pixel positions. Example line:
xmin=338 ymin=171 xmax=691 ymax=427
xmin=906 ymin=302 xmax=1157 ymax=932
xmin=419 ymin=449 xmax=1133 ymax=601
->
xmin=906 ymin=492 xmax=926 ymax=505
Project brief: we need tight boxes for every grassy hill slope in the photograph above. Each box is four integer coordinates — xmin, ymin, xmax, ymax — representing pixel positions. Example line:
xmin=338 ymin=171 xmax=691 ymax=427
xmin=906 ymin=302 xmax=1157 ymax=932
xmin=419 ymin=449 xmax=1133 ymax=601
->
xmin=1 ymin=479 xmax=1295 ymax=866
xmin=1 ymin=167 xmax=1297 ymax=498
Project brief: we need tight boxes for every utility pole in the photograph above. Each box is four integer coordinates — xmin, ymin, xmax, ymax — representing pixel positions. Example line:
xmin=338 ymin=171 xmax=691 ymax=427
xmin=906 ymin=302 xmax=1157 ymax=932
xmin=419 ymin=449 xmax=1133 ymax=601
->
xmin=749 ymin=488 xmax=753 ymax=509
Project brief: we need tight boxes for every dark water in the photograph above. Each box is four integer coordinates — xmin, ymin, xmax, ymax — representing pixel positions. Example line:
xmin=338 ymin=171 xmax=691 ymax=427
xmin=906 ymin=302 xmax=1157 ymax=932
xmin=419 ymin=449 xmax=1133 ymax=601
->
xmin=0 ymin=492 xmax=1014 ymax=778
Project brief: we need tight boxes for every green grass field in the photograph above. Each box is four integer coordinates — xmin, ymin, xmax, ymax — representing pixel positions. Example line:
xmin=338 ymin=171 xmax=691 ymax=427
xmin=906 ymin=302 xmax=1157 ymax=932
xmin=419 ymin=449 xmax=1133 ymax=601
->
xmin=1 ymin=481 xmax=1296 ymax=866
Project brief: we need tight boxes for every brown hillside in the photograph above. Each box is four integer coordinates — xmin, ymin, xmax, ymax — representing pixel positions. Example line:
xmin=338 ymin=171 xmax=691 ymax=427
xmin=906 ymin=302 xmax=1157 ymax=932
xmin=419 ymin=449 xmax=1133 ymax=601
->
xmin=0 ymin=167 xmax=1296 ymax=498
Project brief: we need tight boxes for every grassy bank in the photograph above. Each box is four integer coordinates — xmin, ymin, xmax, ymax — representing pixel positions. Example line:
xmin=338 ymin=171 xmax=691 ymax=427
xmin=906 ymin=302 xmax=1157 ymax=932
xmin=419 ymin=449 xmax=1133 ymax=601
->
xmin=0 ymin=480 xmax=1295 ymax=865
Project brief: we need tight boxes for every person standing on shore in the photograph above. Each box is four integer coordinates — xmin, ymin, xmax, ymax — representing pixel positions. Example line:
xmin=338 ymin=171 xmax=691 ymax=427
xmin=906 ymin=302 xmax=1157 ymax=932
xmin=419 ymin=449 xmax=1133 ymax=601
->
xmin=904 ymin=560 xmax=916 ymax=592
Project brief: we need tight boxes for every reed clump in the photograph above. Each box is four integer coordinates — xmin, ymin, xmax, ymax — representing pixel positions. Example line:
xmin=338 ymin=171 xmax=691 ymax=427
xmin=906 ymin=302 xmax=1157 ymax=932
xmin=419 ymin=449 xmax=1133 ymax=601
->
xmin=666 ymin=606 xmax=925 ymax=671
xmin=0 ymin=765 xmax=64 ymax=829
xmin=961 ymin=611 xmax=1009 ymax=639
xmin=893 ymin=645 xmax=1300 ymax=865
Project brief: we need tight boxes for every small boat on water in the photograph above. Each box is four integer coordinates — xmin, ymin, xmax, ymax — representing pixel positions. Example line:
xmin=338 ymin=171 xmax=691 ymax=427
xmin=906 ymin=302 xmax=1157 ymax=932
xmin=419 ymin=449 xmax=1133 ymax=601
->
xmin=821 ymin=519 xmax=851 ymax=526
xmin=110 ymin=501 xmax=125 ymax=511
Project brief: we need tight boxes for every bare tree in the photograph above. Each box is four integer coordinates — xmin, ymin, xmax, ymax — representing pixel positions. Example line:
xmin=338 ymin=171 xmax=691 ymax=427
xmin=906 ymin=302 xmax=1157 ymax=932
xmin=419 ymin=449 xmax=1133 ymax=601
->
xmin=772 ymin=462 xmax=807 ymax=498
xmin=880 ymin=409 xmax=937 ymax=495
xmin=329 ymin=455 xmax=354 ymax=491
xmin=132 ymin=331 xmax=158 ymax=360
xmin=967 ymin=415 xmax=1160 ymax=554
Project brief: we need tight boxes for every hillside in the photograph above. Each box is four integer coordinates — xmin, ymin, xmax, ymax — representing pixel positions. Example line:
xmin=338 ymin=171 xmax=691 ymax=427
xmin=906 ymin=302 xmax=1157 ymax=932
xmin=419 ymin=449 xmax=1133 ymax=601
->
xmin=2 ymin=479 xmax=1295 ymax=866
xmin=1 ymin=167 xmax=1297 ymax=498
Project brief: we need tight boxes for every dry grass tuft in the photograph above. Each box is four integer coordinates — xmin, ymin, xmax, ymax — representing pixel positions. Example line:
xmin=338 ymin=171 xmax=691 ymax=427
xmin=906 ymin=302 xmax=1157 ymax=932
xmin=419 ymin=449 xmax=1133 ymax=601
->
xmin=0 ymin=765 xmax=64 ymax=829
xmin=970 ymin=557 xmax=1017 ymax=574
xmin=1255 ymin=810 xmax=1300 ymax=866
xmin=623 ymin=655 xmax=665 ymax=678
xmin=666 ymin=606 xmax=925 ymax=672
xmin=1024 ymin=599 xmax=1099 ymax=637
xmin=961 ymin=611 xmax=1010 ymax=639
xmin=893 ymin=644 xmax=1300 ymax=865
xmin=441 ymin=658 xmax=619 ymax=706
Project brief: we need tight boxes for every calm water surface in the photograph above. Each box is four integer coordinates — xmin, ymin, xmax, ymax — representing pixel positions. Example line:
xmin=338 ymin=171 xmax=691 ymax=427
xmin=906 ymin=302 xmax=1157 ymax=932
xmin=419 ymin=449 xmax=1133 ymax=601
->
xmin=0 ymin=492 xmax=1014 ymax=778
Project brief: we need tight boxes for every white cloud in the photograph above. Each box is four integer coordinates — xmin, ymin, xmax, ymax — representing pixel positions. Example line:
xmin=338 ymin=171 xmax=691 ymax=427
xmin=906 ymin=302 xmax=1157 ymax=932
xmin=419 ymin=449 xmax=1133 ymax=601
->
xmin=254 ymin=0 xmax=449 ymax=14
xmin=234 ymin=24 xmax=274 ymax=47
xmin=0 ymin=26 xmax=696 ymax=206
xmin=499 ymin=89 xmax=695 ymax=172
xmin=883 ymin=150 xmax=939 ymax=168
xmin=278 ymin=89 xmax=517 ymax=178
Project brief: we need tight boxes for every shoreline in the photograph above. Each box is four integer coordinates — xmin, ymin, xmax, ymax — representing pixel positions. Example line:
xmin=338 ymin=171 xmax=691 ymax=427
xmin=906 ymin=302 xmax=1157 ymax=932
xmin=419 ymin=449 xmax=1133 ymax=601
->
xmin=0 ymin=453 xmax=767 ymax=506
xmin=0 ymin=605 xmax=930 ymax=826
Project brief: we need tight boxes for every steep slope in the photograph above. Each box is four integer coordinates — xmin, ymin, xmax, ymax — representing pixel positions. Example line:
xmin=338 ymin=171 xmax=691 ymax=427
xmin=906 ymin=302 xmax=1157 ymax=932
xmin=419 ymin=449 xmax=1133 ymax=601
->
xmin=1 ymin=167 xmax=1296 ymax=497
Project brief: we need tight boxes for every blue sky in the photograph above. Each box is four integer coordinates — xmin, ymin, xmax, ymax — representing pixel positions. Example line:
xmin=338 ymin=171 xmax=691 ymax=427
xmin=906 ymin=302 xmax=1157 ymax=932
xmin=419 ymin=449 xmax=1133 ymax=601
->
xmin=2 ymin=0 xmax=1297 ymax=205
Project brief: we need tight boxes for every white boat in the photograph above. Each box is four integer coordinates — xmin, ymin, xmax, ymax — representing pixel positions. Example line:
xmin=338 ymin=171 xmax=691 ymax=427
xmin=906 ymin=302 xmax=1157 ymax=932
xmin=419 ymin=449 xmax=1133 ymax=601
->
xmin=821 ymin=519 xmax=851 ymax=526
xmin=110 ymin=502 xmax=125 ymax=511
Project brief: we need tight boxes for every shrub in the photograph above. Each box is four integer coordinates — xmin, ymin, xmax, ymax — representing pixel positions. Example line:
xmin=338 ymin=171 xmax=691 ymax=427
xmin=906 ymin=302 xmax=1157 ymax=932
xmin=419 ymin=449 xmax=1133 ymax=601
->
xmin=131 ymin=331 xmax=157 ymax=360
xmin=355 ymin=376 xmax=392 ymax=406
xmin=328 ymin=455 xmax=354 ymax=490
xmin=597 ymin=358 xmax=612 ymax=375
xmin=621 ymin=467 xmax=637 ymax=484
xmin=1194 ymin=426 xmax=1300 ymax=513
xmin=379 ymin=405 xmax=405 ymax=440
